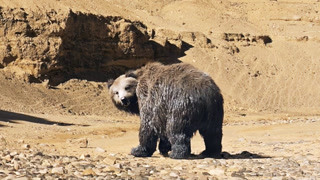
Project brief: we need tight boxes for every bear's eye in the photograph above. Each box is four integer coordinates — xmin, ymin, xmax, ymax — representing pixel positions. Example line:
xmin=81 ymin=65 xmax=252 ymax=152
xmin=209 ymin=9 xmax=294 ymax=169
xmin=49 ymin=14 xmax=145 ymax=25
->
xmin=114 ymin=91 xmax=119 ymax=95
xmin=125 ymin=85 xmax=132 ymax=91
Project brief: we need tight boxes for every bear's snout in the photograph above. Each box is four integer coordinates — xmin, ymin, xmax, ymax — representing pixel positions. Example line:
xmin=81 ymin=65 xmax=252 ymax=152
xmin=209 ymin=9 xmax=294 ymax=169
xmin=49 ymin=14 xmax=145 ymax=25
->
xmin=121 ymin=97 xmax=130 ymax=106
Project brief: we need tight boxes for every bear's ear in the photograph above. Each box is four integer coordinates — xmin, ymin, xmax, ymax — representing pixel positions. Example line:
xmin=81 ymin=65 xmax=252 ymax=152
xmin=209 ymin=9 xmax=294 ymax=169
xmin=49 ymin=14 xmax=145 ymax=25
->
xmin=125 ymin=70 xmax=137 ymax=79
xmin=107 ymin=79 xmax=114 ymax=89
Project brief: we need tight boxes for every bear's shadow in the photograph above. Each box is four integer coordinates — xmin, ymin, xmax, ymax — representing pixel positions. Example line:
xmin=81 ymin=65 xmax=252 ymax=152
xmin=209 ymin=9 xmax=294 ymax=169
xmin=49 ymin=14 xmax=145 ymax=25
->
xmin=152 ymin=151 xmax=270 ymax=160
xmin=189 ymin=151 xmax=271 ymax=160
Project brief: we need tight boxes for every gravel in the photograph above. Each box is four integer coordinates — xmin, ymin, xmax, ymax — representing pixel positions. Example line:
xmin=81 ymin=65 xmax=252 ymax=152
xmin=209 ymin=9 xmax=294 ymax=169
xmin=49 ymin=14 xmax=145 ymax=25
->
xmin=0 ymin=148 xmax=319 ymax=179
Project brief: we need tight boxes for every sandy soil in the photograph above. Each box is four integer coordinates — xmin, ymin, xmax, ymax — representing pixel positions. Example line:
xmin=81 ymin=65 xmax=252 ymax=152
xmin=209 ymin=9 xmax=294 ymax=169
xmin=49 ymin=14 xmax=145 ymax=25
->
xmin=0 ymin=0 xmax=320 ymax=178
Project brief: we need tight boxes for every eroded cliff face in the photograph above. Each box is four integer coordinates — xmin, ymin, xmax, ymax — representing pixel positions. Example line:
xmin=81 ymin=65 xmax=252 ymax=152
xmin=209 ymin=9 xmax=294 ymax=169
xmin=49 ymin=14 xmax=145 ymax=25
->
xmin=0 ymin=7 xmax=189 ymax=85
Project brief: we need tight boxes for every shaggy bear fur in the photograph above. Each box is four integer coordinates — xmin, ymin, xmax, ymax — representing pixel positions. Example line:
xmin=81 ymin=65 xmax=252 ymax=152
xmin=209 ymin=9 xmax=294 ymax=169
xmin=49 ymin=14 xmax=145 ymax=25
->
xmin=108 ymin=62 xmax=224 ymax=159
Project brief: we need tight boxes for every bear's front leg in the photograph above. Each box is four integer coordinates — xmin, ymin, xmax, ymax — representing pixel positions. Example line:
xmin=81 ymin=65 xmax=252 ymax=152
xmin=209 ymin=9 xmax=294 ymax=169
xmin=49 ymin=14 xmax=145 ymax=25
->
xmin=131 ymin=114 xmax=158 ymax=157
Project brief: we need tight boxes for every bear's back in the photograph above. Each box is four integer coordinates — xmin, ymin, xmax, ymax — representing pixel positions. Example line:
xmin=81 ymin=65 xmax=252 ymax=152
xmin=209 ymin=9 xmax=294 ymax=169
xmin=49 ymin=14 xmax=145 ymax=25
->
xmin=138 ymin=62 xmax=219 ymax=94
xmin=136 ymin=62 xmax=221 ymax=107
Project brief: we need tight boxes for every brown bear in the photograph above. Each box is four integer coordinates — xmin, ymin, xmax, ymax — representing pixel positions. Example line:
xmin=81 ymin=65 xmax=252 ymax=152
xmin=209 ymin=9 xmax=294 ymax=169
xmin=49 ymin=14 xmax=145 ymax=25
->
xmin=108 ymin=62 xmax=224 ymax=159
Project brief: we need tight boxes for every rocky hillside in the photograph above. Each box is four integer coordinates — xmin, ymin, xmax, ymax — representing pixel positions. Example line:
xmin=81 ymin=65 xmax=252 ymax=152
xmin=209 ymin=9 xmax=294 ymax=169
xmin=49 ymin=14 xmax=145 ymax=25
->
xmin=0 ymin=7 xmax=191 ymax=85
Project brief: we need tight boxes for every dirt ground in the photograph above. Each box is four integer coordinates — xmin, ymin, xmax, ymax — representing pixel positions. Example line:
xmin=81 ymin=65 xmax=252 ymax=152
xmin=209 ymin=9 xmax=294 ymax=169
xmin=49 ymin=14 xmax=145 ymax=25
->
xmin=0 ymin=0 xmax=320 ymax=178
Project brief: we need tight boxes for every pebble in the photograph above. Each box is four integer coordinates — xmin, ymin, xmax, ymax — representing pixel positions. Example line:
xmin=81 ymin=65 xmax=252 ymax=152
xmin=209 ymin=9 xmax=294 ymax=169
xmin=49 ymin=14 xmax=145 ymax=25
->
xmin=95 ymin=147 xmax=106 ymax=153
xmin=79 ymin=154 xmax=90 ymax=159
xmin=10 ymin=151 xmax=18 ymax=156
xmin=38 ymin=169 xmax=48 ymax=174
xmin=82 ymin=168 xmax=97 ymax=176
xmin=208 ymin=168 xmax=225 ymax=176
xmin=13 ymin=160 xmax=19 ymax=170
xmin=67 ymin=138 xmax=88 ymax=148
xmin=169 ymin=172 xmax=178 ymax=177
xmin=103 ymin=156 xmax=117 ymax=165
xmin=77 ymin=138 xmax=88 ymax=148
xmin=22 ymin=144 xmax=30 ymax=149
xmin=51 ymin=167 xmax=64 ymax=174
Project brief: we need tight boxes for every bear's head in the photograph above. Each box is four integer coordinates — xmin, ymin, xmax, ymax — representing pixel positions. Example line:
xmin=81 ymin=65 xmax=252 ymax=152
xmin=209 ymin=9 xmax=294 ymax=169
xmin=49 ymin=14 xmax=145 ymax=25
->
xmin=107 ymin=72 xmax=139 ymax=114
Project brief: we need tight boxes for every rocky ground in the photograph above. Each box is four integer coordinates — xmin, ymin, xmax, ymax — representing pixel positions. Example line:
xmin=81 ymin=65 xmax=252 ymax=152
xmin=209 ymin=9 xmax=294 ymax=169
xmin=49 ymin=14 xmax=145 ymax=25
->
xmin=1 ymin=148 xmax=319 ymax=179
xmin=1 ymin=117 xmax=320 ymax=179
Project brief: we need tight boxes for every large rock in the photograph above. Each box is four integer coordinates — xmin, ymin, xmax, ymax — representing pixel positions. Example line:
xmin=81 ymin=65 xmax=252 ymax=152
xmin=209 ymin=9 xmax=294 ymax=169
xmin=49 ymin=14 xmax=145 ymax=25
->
xmin=0 ymin=7 xmax=188 ymax=85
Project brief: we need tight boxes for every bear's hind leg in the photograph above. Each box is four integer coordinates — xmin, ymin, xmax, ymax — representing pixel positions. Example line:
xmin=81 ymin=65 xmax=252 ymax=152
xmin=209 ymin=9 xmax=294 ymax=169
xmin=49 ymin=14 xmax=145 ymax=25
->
xmin=199 ymin=128 xmax=222 ymax=158
xmin=159 ymin=137 xmax=171 ymax=156
xmin=168 ymin=134 xmax=191 ymax=159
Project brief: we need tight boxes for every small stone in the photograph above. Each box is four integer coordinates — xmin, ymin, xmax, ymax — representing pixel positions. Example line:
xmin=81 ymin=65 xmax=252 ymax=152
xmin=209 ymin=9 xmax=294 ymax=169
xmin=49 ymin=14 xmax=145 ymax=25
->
xmin=10 ymin=151 xmax=18 ymax=156
xmin=94 ymin=155 xmax=105 ymax=161
xmin=125 ymin=154 xmax=134 ymax=159
xmin=196 ymin=164 xmax=208 ymax=169
xmin=103 ymin=156 xmax=117 ymax=165
xmin=13 ymin=161 xmax=19 ymax=170
xmin=83 ymin=168 xmax=97 ymax=176
xmin=170 ymin=172 xmax=178 ymax=177
xmin=77 ymin=138 xmax=88 ymax=148
xmin=67 ymin=138 xmax=88 ymax=148
xmin=173 ymin=166 xmax=183 ymax=171
xmin=4 ymin=154 xmax=12 ymax=162
xmin=79 ymin=154 xmax=90 ymax=159
xmin=22 ymin=144 xmax=30 ymax=149
xmin=41 ymin=159 xmax=51 ymax=167
xmin=18 ymin=153 xmax=26 ymax=159
xmin=128 ymin=170 xmax=135 ymax=176
xmin=103 ymin=166 xmax=120 ymax=173
xmin=160 ymin=170 xmax=168 ymax=174
xmin=227 ymin=165 xmax=242 ymax=172
xmin=39 ymin=169 xmax=48 ymax=174
xmin=51 ymin=167 xmax=64 ymax=174
xmin=209 ymin=168 xmax=225 ymax=176
xmin=292 ymin=15 xmax=302 ymax=21
xmin=95 ymin=147 xmax=106 ymax=153
xmin=74 ymin=171 xmax=82 ymax=177
xmin=231 ymin=171 xmax=245 ymax=178
xmin=114 ymin=163 xmax=122 ymax=169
